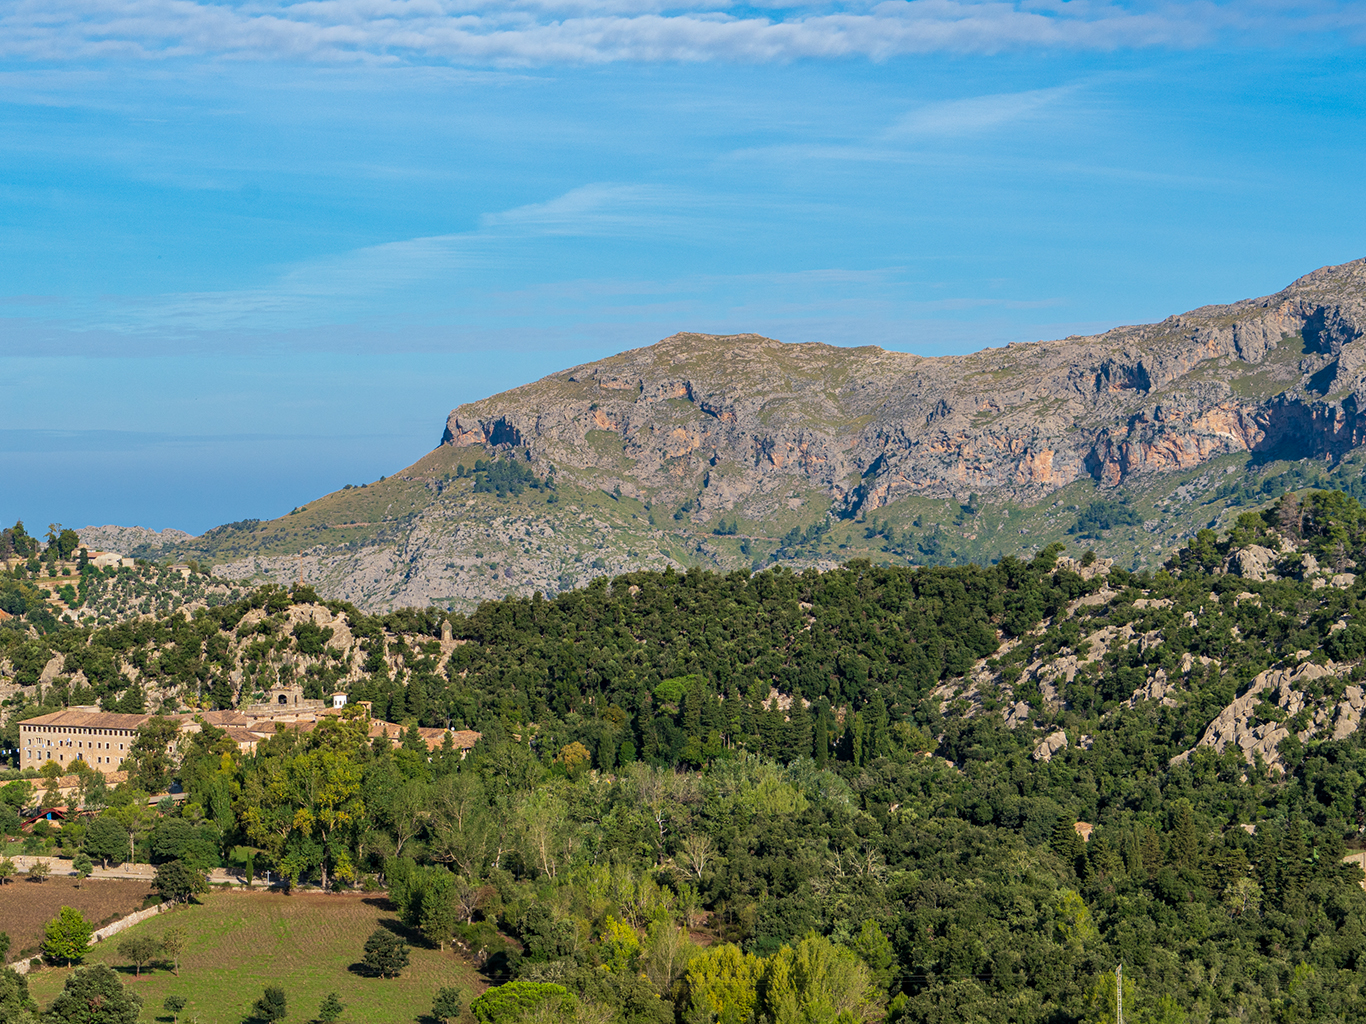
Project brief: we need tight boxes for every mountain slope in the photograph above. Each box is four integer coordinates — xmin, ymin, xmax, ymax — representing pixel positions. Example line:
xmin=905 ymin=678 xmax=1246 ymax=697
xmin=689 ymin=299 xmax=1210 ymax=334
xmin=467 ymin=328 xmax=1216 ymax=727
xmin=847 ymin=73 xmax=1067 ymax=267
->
xmin=127 ymin=258 xmax=1366 ymax=611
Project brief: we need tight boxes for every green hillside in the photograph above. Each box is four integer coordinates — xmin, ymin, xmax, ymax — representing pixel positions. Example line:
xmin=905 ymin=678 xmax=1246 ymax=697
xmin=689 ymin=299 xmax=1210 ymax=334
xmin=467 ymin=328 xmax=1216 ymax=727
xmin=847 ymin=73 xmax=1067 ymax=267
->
xmin=8 ymin=488 xmax=1366 ymax=1022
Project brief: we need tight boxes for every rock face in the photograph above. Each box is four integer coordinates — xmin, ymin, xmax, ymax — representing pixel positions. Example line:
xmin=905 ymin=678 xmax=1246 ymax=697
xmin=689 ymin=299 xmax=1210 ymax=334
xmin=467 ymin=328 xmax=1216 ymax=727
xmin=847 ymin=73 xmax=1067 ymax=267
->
xmin=441 ymin=258 xmax=1366 ymax=516
xmin=78 ymin=525 xmax=193 ymax=556
xmin=1171 ymin=660 xmax=1350 ymax=773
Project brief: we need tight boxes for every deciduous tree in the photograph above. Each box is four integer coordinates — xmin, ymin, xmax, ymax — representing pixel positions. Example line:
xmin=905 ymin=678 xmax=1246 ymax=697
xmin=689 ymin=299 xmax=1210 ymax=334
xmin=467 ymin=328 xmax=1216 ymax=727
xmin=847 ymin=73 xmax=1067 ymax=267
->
xmin=43 ymin=906 xmax=92 ymax=965
xmin=118 ymin=934 xmax=160 ymax=976
xmin=153 ymin=859 xmax=208 ymax=904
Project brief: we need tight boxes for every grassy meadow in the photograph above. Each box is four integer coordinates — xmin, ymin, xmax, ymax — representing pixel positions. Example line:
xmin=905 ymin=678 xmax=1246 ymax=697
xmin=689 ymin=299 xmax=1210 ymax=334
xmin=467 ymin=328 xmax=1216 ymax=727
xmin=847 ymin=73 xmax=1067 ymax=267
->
xmin=24 ymin=890 xmax=483 ymax=1024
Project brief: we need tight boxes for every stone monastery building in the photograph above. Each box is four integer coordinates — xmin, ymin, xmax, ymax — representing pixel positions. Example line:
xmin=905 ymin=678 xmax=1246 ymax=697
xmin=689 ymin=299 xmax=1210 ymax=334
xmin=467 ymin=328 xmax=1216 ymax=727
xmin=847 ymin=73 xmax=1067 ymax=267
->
xmin=18 ymin=709 xmax=152 ymax=773
xmin=19 ymin=685 xmax=481 ymax=776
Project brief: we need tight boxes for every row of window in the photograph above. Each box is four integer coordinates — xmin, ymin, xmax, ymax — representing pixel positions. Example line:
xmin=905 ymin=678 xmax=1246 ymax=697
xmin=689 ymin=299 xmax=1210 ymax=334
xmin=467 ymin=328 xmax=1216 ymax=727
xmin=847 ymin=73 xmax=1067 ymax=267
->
xmin=22 ymin=749 xmax=124 ymax=766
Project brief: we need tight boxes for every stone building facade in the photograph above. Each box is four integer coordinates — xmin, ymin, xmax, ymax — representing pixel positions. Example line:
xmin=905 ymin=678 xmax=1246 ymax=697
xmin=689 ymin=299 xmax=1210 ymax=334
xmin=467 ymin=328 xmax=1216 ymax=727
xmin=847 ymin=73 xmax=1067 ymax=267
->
xmin=18 ymin=708 xmax=152 ymax=774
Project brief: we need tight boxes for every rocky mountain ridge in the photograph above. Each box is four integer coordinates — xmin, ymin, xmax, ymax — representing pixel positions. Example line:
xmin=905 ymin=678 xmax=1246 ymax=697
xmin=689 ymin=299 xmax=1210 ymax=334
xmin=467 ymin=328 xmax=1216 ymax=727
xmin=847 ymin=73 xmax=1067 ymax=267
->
xmin=445 ymin=258 xmax=1366 ymax=518
xmin=94 ymin=257 xmax=1366 ymax=611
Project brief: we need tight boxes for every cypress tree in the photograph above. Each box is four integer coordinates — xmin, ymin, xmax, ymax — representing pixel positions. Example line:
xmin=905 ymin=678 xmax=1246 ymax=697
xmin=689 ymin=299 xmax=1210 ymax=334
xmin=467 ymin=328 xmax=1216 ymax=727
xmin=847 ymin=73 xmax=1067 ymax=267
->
xmin=1170 ymin=801 xmax=1199 ymax=868
xmin=813 ymin=707 xmax=829 ymax=767
xmin=867 ymin=693 xmax=890 ymax=760
xmin=786 ymin=699 xmax=813 ymax=762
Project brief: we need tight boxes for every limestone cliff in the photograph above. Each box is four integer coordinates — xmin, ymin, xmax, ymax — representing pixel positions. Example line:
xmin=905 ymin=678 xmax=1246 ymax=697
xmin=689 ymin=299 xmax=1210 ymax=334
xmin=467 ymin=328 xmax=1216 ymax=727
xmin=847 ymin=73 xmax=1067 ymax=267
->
xmin=442 ymin=258 xmax=1366 ymax=517
xmin=145 ymin=257 xmax=1366 ymax=612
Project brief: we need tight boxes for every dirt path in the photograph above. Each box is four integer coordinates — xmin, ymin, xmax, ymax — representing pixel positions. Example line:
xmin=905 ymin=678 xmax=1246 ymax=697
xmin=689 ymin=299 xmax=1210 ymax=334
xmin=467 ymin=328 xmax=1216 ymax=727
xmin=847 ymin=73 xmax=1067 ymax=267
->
xmin=5 ymin=854 xmax=246 ymax=886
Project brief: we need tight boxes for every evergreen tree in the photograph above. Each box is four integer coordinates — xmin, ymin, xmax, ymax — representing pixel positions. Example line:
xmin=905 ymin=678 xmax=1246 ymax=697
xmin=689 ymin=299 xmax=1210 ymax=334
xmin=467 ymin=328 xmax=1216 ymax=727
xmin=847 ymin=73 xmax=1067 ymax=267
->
xmin=252 ymin=984 xmax=287 ymax=1022
xmin=362 ymin=928 xmax=410 ymax=978
xmin=318 ymin=992 xmax=344 ymax=1023
xmin=813 ymin=708 xmax=829 ymax=768
xmin=785 ymin=699 xmax=813 ymax=762
xmin=1050 ymin=820 xmax=1085 ymax=874
xmin=45 ymin=965 xmax=141 ymax=1024
xmin=1169 ymin=801 xmax=1199 ymax=868
xmin=1140 ymin=826 xmax=1163 ymax=872
xmin=432 ymin=987 xmax=464 ymax=1024
xmin=866 ymin=692 xmax=890 ymax=760
xmin=759 ymin=698 xmax=786 ymax=757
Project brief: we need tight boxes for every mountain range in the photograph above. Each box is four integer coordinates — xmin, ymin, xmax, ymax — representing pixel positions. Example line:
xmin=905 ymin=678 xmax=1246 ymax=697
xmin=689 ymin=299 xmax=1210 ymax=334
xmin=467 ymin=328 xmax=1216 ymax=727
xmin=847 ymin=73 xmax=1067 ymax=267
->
xmin=84 ymin=257 xmax=1366 ymax=613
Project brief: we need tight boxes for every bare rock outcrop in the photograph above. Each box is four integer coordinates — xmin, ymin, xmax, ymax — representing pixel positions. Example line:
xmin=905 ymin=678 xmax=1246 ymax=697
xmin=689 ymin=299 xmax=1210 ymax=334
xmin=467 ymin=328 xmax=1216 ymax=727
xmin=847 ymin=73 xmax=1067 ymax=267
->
xmin=1172 ymin=660 xmax=1343 ymax=772
xmin=1034 ymin=730 xmax=1069 ymax=762
xmin=78 ymin=525 xmax=195 ymax=556
xmin=1228 ymin=545 xmax=1280 ymax=582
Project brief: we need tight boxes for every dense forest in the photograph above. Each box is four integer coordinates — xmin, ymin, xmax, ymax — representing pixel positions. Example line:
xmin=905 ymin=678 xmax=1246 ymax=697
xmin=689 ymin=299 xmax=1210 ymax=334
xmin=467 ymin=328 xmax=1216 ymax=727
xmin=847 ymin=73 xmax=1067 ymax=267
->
xmin=8 ymin=492 xmax=1366 ymax=1022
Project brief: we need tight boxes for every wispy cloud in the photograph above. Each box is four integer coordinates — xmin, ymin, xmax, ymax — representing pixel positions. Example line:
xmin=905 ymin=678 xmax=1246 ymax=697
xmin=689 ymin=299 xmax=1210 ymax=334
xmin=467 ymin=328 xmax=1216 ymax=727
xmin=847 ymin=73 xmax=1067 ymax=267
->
xmin=480 ymin=183 xmax=699 ymax=236
xmin=1 ymin=0 xmax=1363 ymax=66
xmin=0 ymin=182 xmax=710 ymax=338
xmin=884 ymin=85 xmax=1077 ymax=138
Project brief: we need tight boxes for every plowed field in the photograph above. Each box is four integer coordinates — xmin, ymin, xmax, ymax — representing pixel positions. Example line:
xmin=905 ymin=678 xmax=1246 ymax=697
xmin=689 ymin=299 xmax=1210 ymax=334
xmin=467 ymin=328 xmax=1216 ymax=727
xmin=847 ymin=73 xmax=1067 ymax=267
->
xmin=0 ymin=876 xmax=153 ymax=959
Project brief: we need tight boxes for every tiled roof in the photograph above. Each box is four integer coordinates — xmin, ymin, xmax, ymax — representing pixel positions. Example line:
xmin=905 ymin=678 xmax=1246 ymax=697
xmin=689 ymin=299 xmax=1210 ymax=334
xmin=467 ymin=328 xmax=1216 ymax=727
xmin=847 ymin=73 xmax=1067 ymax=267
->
xmin=19 ymin=709 xmax=151 ymax=730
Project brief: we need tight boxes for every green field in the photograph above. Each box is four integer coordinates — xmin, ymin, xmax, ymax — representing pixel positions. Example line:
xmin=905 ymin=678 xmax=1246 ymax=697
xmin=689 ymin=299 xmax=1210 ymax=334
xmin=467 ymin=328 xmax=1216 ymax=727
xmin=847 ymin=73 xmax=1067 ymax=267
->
xmin=25 ymin=891 xmax=483 ymax=1023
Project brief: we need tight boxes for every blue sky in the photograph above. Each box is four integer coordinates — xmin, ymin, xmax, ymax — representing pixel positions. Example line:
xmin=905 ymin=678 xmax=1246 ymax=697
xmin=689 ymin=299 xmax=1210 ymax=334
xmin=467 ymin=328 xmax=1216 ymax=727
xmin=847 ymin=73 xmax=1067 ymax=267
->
xmin=1 ymin=1 xmax=1364 ymax=534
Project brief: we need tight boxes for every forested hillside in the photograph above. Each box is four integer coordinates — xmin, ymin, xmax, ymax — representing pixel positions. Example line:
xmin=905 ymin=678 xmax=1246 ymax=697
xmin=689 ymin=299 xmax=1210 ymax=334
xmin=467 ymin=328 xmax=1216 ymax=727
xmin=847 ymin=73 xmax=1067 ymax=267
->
xmin=8 ymin=492 xmax=1366 ymax=1022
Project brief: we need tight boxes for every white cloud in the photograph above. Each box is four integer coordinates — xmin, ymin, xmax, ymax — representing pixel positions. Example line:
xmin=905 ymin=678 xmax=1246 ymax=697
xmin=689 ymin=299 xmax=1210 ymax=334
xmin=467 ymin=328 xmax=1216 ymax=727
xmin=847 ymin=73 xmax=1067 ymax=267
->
xmin=885 ymin=85 xmax=1077 ymax=138
xmin=0 ymin=0 xmax=1362 ymax=66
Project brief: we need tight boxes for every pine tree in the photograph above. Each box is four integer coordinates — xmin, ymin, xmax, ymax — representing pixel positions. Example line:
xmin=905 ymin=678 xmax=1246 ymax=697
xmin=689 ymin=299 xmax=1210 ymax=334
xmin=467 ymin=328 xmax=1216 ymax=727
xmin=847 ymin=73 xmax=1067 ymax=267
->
xmin=1141 ymin=826 xmax=1163 ymax=872
xmin=318 ymin=992 xmax=344 ymax=1023
xmin=208 ymin=674 xmax=235 ymax=710
xmin=432 ymin=987 xmax=464 ymax=1024
xmin=252 ymin=984 xmax=287 ymax=1022
xmin=759 ymin=698 xmax=787 ymax=757
xmin=362 ymin=928 xmax=410 ymax=978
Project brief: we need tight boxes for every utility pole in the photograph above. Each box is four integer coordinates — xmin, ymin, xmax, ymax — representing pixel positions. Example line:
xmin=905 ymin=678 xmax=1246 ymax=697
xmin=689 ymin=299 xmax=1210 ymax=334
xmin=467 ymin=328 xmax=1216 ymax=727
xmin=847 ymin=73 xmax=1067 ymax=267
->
xmin=1116 ymin=962 xmax=1123 ymax=1024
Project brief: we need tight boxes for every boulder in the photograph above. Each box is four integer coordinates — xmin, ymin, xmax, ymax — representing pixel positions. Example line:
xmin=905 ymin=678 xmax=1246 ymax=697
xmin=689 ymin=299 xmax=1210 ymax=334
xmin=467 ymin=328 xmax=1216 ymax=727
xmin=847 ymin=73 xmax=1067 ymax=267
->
xmin=1034 ymin=730 xmax=1068 ymax=762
